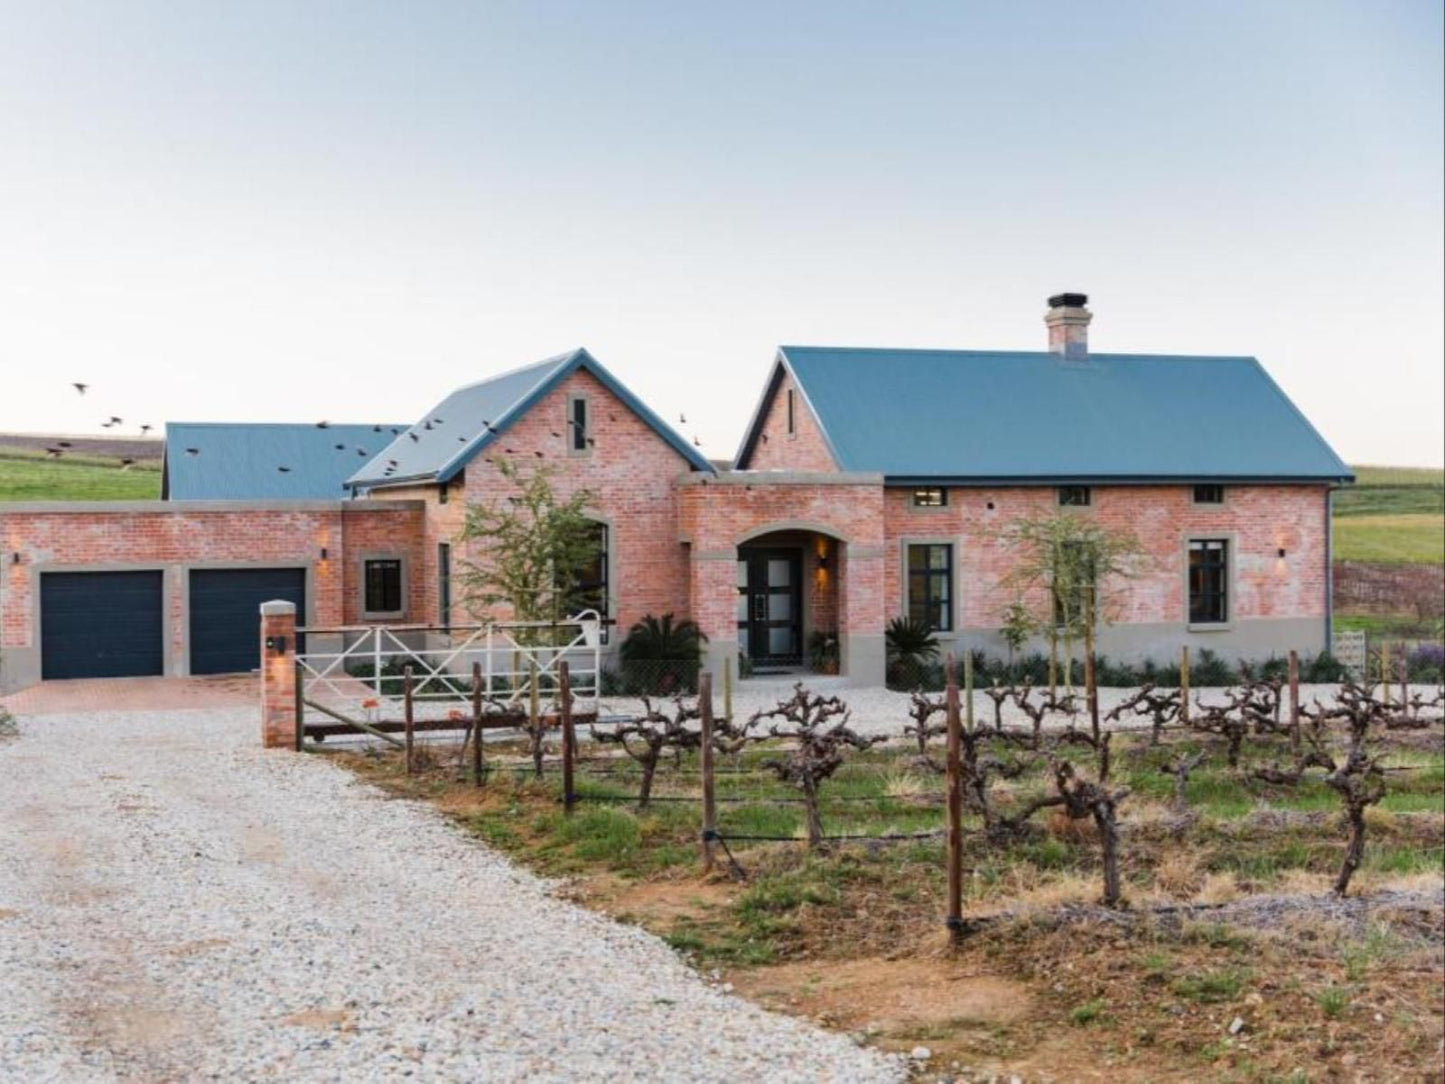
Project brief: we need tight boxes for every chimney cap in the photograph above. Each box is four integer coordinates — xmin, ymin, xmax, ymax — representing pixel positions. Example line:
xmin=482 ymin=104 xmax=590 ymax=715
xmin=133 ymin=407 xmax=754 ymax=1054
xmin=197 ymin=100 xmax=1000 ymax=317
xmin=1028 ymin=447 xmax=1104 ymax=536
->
xmin=1047 ymin=292 xmax=1089 ymax=309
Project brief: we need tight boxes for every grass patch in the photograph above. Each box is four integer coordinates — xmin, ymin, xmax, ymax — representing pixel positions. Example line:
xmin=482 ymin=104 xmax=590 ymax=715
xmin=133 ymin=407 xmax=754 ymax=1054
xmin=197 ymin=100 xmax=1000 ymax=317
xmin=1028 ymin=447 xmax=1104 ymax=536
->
xmin=1333 ymin=514 xmax=1444 ymax=565
xmin=0 ymin=451 xmax=160 ymax=501
xmin=1173 ymin=967 xmax=1250 ymax=1003
xmin=1069 ymin=998 xmax=1110 ymax=1026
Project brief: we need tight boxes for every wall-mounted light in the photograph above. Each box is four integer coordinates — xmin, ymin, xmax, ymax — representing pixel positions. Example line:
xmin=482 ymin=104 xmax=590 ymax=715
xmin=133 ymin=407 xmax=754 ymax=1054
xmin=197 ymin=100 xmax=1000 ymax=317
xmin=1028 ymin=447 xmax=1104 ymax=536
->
xmin=320 ymin=547 xmax=329 ymax=561
xmin=1277 ymin=548 xmax=1286 ymax=559
xmin=10 ymin=552 xmax=19 ymax=565
xmin=818 ymin=554 xmax=829 ymax=570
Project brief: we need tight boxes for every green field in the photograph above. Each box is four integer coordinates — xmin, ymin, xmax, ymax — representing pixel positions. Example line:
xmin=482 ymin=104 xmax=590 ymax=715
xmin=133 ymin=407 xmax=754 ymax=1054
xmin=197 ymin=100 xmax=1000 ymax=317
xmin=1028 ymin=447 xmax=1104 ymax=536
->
xmin=0 ymin=450 xmax=160 ymax=501
xmin=1333 ymin=465 xmax=1445 ymax=565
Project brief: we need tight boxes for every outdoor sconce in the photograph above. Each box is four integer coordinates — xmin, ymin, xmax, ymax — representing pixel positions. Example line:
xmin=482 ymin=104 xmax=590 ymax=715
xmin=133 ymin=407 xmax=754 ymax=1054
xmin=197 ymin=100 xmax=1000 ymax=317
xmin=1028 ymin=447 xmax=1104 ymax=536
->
xmin=264 ymin=635 xmax=287 ymax=655
xmin=818 ymin=554 xmax=829 ymax=570
xmin=319 ymin=547 xmax=329 ymax=561
xmin=1277 ymin=548 xmax=1286 ymax=559
xmin=10 ymin=552 xmax=19 ymax=565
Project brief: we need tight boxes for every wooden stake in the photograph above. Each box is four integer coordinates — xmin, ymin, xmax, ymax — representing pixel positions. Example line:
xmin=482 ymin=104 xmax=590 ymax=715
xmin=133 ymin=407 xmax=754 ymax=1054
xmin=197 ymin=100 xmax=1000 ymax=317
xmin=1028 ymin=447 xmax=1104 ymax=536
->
xmin=699 ymin=671 xmax=717 ymax=873
xmin=944 ymin=653 xmax=963 ymax=948
xmin=1399 ymin=642 xmax=1409 ymax=713
xmin=293 ymin=658 xmax=305 ymax=752
xmin=1179 ymin=646 xmax=1190 ymax=724
xmin=471 ymin=661 xmax=484 ymax=787
xmin=1287 ymin=649 xmax=1301 ymax=754
xmin=723 ymin=655 xmax=733 ymax=725
xmin=1380 ymin=641 xmax=1390 ymax=704
xmin=559 ymin=661 xmax=576 ymax=814
xmin=963 ymin=649 xmax=975 ymax=735
xmin=403 ymin=665 xmax=415 ymax=775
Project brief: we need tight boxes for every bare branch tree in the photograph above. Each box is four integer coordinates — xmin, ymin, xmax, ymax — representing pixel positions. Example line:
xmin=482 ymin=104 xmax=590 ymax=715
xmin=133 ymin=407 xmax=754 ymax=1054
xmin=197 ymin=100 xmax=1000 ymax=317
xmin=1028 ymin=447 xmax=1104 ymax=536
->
xmin=904 ymin=690 xmax=947 ymax=770
xmin=752 ymin=685 xmax=885 ymax=848
xmin=593 ymin=696 xmax=701 ymax=807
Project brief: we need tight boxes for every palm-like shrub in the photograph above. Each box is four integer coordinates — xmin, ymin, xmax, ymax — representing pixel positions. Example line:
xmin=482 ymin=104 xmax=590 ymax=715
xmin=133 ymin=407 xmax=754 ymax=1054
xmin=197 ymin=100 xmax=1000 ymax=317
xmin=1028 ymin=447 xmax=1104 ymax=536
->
xmin=885 ymin=616 xmax=940 ymax=689
xmin=617 ymin=613 xmax=708 ymax=695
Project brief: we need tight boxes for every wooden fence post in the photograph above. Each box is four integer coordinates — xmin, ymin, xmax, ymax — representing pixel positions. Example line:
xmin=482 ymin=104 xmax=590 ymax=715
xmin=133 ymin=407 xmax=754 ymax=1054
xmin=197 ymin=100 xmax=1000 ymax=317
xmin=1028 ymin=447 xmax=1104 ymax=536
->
xmin=1380 ymin=641 xmax=1390 ymax=704
xmin=1287 ymin=649 xmax=1301 ymax=753
xmin=699 ymin=671 xmax=717 ymax=873
xmin=560 ymin=661 xmax=576 ymax=814
xmin=471 ymin=661 xmax=484 ymax=787
xmin=963 ymin=648 xmax=975 ymax=735
xmin=944 ymin=653 xmax=963 ymax=948
xmin=1179 ymin=646 xmax=1190 ymax=724
xmin=723 ymin=656 xmax=733 ymax=724
xmin=1398 ymin=642 xmax=1409 ymax=712
xmin=403 ymin=665 xmax=415 ymax=775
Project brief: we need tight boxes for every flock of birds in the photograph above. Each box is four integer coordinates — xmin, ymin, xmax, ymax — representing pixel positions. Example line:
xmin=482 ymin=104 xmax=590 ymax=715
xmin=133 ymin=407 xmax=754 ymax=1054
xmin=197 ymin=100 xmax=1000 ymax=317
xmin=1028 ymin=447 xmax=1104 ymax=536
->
xmin=48 ymin=381 xmax=712 ymax=479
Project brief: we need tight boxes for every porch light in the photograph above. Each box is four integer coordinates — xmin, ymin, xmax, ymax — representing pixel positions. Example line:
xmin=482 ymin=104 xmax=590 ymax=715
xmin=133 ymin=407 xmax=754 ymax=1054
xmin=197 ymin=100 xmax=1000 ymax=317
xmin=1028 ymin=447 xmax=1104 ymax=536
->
xmin=1277 ymin=548 xmax=1286 ymax=559
xmin=320 ymin=547 xmax=329 ymax=561
xmin=10 ymin=552 xmax=18 ymax=565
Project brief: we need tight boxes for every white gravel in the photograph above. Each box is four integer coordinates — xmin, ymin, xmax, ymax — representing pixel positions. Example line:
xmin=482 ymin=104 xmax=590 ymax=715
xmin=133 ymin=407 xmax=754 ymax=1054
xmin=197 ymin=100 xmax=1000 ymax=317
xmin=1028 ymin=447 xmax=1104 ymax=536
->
xmin=0 ymin=708 xmax=904 ymax=1083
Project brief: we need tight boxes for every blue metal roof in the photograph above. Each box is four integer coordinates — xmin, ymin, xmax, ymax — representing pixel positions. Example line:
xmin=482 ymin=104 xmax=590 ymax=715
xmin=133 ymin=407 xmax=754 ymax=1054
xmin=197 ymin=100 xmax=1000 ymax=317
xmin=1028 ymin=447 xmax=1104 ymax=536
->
xmin=737 ymin=348 xmax=1353 ymax=483
xmin=162 ymin=423 xmax=406 ymax=500
xmin=348 ymin=348 xmax=713 ymax=488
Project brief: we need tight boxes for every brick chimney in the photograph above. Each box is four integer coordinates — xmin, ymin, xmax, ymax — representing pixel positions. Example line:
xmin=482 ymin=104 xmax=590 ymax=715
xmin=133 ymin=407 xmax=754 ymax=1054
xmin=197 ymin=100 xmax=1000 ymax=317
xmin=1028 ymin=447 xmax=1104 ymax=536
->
xmin=1045 ymin=292 xmax=1091 ymax=359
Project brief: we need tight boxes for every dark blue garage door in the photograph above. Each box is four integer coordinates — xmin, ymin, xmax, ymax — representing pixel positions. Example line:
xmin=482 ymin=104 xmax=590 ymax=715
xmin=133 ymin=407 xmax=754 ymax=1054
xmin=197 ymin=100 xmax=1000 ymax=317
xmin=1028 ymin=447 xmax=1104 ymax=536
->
xmin=189 ymin=568 xmax=306 ymax=676
xmin=40 ymin=571 xmax=165 ymax=680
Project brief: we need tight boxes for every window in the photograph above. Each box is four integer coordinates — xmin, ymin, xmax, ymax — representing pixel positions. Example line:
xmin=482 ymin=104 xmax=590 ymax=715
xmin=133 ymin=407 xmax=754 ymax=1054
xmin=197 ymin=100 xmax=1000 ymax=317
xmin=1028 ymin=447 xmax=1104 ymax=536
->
xmin=437 ymin=543 xmax=452 ymax=628
xmin=364 ymin=558 xmax=403 ymax=615
xmin=1189 ymin=539 xmax=1228 ymax=624
xmin=911 ymin=487 xmax=947 ymax=508
xmin=786 ymin=388 xmax=796 ymax=436
xmin=1193 ymin=484 xmax=1224 ymax=505
xmin=570 ymin=396 xmax=589 ymax=452
xmin=571 ymin=522 xmax=609 ymax=641
xmin=1058 ymin=485 xmax=1091 ymax=507
xmin=906 ymin=544 xmax=953 ymax=631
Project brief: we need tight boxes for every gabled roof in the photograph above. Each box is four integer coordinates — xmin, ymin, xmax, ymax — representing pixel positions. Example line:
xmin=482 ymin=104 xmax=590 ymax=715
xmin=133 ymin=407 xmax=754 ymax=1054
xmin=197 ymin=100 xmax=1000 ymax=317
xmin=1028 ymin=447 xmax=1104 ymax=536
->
xmin=162 ymin=422 xmax=407 ymax=500
xmin=348 ymin=348 xmax=713 ymax=488
xmin=736 ymin=347 xmax=1353 ymax=484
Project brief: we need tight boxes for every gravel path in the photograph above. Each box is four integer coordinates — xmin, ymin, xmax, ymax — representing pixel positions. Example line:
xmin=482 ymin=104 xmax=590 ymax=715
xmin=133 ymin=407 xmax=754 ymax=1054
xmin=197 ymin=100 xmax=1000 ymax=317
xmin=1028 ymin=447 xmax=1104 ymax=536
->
xmin=0 ymin=708 xmax=904 ymax=1083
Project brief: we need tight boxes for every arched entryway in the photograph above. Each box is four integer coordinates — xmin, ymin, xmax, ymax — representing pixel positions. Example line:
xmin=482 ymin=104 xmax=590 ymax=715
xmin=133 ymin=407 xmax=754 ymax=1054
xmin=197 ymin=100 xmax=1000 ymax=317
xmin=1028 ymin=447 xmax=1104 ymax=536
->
xmin=736 ymin=527 xmax=843 ymax=675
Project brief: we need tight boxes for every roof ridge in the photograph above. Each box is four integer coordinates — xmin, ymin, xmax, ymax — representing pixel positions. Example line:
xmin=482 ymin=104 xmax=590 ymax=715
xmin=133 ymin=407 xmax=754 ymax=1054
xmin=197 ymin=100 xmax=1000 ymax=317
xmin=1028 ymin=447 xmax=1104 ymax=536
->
xmin=780 ymin=345 xmax=1258 ymax=362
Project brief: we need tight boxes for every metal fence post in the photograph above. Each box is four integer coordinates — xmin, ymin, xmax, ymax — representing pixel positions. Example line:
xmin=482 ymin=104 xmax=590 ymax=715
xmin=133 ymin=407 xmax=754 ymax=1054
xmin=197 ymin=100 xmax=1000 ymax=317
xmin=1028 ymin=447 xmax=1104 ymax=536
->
xmin=403 ymin=665 xmax=415 ymax=775
xmin=1179 ymin=646 xmax=1190 ymax=724
xmin=945 ymin=654 xmax=963 ymax=948
xmin=471 ymin=660 xmax=484 ymax=787
xmin=560 ymin=662 xmax=576 ymax=813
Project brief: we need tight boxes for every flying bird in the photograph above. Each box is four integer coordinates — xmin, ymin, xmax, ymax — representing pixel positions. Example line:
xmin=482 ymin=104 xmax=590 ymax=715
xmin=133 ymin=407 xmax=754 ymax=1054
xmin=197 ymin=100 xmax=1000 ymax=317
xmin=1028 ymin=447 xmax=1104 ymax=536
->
xmin=57 ymin=441 xmax=72 ymax=449
xmin=372 ymin=425 xmax=382 ymax=433
xmin=334 ymin=443 xmax=346 ymax=450
xmin=72 ymin=382 xmax=88 ymax=395
xmin=408 ymin=433 xmax=419 ymax=443
xmin=433 ymin=417 xmax=443 ymax=424
xmin=693 ymin=436 xmax=702 ymax=447
xmin=102 ymin=417 xmax=122 ymax=428
xmin=277 ymin=466 xmax=292 ymax=473
xmin=45 ymin=447 xmax=63 ymax=458
xmin=139 ymin=425 xmax=152 ymax=435
xmin=458 ymin=436 xmax=467 ymax=443
xmin=680 ymin=413 xmax=686 ymax=424
xmin=185 ymin=447 xmax=200 ymax=456
xmin=316 ymin=421 xmax=330 ymax=429
xmin=356 ymin=448 xmax=368 ymax=456
xmin=424 ymin=421 xmax=433 ymax=431
xmin=390 ymin=427 xmax=401 ymax=435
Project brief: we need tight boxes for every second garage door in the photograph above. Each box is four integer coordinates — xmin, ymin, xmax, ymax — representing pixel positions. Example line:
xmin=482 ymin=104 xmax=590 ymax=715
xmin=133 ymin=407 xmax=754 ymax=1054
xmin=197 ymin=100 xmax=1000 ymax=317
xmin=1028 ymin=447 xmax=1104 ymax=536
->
xmin=189 ymin=568 xmax=306 ymax=675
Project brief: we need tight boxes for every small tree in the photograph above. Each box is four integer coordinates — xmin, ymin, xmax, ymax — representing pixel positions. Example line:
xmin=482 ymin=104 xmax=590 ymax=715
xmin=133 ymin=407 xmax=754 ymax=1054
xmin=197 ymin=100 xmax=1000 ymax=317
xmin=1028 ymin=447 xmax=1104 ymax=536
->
xmin=459 ymin=457 xmax=600 ymax=775
xmin=1000 ymin=513 xmax=1144 ymax=727
xmin=998 ymin=600 xmax=1035 ymax=679
xmin=458 ymin=457 xmax=600 ymax=628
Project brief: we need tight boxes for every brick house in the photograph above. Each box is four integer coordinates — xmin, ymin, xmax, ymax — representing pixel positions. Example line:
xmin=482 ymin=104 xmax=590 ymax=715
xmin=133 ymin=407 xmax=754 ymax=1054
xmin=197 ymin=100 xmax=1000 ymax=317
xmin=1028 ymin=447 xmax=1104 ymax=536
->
xmin=0 ymin=294 xmax=1351 ymax=691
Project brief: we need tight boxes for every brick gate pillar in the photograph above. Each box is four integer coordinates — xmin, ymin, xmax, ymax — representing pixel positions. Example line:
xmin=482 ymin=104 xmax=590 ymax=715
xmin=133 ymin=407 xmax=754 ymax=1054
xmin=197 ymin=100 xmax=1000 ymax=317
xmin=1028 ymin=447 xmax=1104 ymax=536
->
xmin=259 ymin=600 xmax=299 ymax=749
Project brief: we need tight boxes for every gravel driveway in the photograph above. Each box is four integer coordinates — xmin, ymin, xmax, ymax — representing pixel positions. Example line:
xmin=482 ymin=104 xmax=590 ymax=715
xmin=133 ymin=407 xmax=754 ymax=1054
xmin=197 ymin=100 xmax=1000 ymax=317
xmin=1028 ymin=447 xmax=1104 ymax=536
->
xmin=0 ymin=707 xmax=904 ymax=1083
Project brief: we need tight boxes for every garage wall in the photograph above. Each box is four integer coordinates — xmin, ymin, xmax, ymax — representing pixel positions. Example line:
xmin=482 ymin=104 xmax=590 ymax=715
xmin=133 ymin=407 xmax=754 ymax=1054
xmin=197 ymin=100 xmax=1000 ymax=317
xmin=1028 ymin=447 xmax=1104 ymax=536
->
xmin=0 ymin=500 xmax=425 ymax=691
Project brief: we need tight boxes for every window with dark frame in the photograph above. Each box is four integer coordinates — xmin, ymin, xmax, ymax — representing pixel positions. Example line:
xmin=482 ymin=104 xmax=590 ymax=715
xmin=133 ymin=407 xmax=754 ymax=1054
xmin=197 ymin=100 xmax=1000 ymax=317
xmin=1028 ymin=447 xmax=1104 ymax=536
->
xmin=437 ymin=543 xmax=452 ymax=628
xmin=1193 ymin=484 xmax=1225 ymax=505
xmin=570 ymin=396 xmax=588 ymax=452
xmin=1189 ymin=539 xmax=1229 ymax=624
xmin=906 ymin=543 xmax=953 ymax=632
xmin=911 ymin=487 xmax=947 ymax=508
xmin=572 ymin=522 xmax=609 ymax=643
xmin=786 ymin=388 xmax=796 ymax=436
xmin=364 ymin=558 xmax=403 ymax=614
xmin=1058 ymin=485 xmax=1091 ymax=507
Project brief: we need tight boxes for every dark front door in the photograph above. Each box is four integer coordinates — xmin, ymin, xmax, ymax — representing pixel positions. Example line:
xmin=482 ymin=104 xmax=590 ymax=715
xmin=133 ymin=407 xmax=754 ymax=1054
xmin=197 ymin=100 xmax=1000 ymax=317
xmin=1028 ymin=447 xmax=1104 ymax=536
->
xmin=40 ymin=571 xmax=165 ymax=680
xmin=737 ymin=549 xmax=802 ymax=669
xmin=188 ymin=568 xmax=306 ymax=675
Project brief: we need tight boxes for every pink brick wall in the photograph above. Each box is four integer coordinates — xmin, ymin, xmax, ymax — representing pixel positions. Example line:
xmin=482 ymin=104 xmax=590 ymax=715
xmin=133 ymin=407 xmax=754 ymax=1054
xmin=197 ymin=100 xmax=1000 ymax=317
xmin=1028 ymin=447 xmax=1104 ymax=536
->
xmin=739 ymin=367 xmax=838 ymax=472
xmin=678 ymin=480 xmax=885 ymax=645
xmin=1 ymin=504 xmax=425 ymax=664
xmin=881 ymin=484 xmax=1330 ymax=630
xmin=448 ymin=368 xmax=703 ymax=634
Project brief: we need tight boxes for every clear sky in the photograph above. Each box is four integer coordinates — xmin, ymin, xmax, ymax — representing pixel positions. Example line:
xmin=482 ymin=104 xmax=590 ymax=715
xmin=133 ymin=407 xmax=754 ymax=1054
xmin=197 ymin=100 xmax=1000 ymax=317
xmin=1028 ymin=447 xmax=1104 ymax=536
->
xmin=1 ymin=1 xmax=1441 ymax=466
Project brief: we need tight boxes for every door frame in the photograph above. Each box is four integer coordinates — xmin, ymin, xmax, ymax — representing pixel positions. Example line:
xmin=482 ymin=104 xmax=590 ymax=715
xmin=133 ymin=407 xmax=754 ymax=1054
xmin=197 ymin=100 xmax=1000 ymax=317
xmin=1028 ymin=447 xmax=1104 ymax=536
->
xmin=737 ymin=546 xmax=804 ymax=669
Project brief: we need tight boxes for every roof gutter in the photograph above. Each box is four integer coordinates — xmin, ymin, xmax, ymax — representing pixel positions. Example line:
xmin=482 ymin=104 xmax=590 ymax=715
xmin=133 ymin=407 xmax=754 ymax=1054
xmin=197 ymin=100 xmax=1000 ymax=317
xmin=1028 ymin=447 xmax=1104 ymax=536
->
xmin=883 ymin=473 xmax=1356 ymax=487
